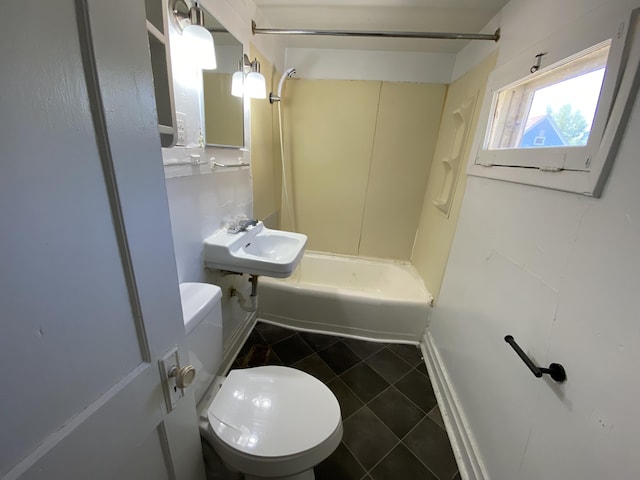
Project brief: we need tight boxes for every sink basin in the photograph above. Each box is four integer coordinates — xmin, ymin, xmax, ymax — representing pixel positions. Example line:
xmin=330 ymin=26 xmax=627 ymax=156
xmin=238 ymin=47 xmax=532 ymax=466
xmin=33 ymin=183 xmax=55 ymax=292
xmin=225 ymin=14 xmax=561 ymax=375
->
xmin=203 ymin=222 xmax=307 ymax=278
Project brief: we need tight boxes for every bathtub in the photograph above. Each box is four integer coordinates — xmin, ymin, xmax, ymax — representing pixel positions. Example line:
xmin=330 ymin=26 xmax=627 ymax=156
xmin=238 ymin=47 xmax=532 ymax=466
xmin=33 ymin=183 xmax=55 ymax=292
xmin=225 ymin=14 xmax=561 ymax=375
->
xmin=258 ymin=251 xmax=433 ymax=342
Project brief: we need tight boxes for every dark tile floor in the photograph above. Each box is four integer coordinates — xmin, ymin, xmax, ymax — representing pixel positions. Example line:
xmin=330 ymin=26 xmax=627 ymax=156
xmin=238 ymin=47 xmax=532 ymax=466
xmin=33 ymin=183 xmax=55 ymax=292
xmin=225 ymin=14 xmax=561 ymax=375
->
xmin=231 ymin=322 xmax=460 ymax=480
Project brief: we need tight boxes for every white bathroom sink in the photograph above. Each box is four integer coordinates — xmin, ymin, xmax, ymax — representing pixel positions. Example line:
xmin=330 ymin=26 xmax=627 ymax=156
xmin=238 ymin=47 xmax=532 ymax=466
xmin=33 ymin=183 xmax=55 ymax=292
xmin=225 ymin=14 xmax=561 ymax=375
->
xmin=203 ymin=221 xmax=307 ymax=278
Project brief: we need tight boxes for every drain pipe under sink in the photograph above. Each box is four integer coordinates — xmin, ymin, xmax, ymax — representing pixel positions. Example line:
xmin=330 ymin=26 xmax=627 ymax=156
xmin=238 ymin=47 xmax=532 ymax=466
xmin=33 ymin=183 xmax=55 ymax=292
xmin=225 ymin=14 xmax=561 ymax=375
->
xmin=231 ymin=275 xmax=259 ymax=313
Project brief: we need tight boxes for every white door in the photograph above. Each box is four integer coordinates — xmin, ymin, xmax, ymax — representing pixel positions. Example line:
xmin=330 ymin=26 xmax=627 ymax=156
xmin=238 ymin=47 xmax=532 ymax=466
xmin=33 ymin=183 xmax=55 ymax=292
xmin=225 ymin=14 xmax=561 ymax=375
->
xmin=0 ymin=1 xmax=205 ymax=479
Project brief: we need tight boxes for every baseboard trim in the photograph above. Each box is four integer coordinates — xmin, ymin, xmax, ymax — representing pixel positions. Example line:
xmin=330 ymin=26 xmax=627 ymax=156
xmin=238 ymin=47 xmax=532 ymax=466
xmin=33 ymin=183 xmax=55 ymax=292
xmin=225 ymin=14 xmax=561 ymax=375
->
xmin=421 ymin=330 xmax=488 ymax=480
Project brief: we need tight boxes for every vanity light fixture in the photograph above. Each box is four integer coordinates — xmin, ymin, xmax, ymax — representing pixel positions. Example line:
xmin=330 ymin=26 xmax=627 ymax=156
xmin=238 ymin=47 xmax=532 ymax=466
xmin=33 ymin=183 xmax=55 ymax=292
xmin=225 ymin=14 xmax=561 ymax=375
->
xmin=231 ymin=54 xmax=267 ymax=99
xmin=171 ymin=0 xmax=217 ymax=70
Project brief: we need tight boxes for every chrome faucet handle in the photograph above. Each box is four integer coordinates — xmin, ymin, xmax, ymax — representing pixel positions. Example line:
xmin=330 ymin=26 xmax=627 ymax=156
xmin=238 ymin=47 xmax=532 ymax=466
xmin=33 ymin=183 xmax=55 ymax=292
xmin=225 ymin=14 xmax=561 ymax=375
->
xmin=227 ymin=219 xmax=259 ymax=234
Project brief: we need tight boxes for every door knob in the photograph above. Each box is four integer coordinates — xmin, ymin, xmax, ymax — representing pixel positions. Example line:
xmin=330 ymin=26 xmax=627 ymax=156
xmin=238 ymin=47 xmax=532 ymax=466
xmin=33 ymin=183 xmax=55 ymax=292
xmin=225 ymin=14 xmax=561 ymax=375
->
xmin=169 ymin=364 xmax=196 ymax=389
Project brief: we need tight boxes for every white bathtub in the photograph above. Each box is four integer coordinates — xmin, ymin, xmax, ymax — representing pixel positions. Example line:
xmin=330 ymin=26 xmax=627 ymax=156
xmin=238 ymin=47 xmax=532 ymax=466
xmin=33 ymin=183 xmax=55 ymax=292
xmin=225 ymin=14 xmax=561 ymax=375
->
xmin=258 ymin=251 xmax=433 ymax=342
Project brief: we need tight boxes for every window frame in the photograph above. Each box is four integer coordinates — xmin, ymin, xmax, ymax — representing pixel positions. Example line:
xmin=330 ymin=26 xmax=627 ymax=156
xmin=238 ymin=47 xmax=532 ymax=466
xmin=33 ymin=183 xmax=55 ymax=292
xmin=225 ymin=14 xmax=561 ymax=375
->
xmin=467 ymin=7 xmax=640 ymax=197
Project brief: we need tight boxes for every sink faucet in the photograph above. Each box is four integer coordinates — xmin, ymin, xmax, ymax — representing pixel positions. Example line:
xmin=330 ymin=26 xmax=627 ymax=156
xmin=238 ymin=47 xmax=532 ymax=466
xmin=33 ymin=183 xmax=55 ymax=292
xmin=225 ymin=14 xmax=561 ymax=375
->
xmin=228 ymin=219 xmax=258 ymax=234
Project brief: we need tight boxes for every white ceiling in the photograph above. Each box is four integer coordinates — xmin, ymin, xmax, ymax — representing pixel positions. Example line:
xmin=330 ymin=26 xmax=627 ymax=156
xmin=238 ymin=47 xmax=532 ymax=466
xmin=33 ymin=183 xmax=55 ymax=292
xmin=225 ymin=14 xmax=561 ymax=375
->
xmin=252 ymin=0 xmax=509 ymax=53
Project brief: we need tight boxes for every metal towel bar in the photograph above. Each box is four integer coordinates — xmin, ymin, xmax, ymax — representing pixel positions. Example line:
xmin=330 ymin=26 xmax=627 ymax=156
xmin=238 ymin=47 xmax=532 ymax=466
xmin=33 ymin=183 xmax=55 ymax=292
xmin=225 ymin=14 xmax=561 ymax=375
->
xmin=504 ymin=335 xmax=566 ymax=383
xmin=212 ymin=161 xmax=250 ymax=168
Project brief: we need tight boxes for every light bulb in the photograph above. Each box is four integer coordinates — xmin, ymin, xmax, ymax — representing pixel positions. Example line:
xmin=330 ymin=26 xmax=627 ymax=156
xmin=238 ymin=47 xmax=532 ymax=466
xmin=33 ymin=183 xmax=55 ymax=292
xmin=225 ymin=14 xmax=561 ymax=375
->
xmin=183 ymin=24 xmax=217 ymax=70
xmin=245 ymin=71 xmax=266 ymax=99
xmin=231 ymin=71 xmax=244 ymax=97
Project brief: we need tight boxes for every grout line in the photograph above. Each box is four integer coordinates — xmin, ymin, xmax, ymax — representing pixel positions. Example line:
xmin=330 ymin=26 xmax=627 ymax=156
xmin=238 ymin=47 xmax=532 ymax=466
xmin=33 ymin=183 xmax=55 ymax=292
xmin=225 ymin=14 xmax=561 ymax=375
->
xmin=290 ymin=348 xmax=317 ymax=365
xmin=332 ymin=356 xmax=364 ymax=377
xmin=344 ymin=340 xmax=388 ymax=362
xmin=359 ymin=385 xmax=417 ymax=440
xmin=297 ymin=330 xmax=342 ymax=354
xmin=391 ymin=372 xmax=433 ymax=416
xmin=340 ymin=338 xmax=380 ymax=361
xmin=332 ymin=375 xmax=367 ymax=417
xmin=399 ymin=438 xmax=443 ymax=480
xmin=364 ymin=353 xmax=415 ymax=385
xmin=364 ymin=384 xmax=393 ymax=407
xmin=237 ymin=328 xmax=455 ymax=480
xmin=255 ymin=323 xmax=297 ymax=344
xmin=427 ymin=406 xmax=448 ymax=432
xmin=270 ymin=350 xmax=283 ymax=366
xmin=394 ymin=363 xmax=416 ymax=383
xmin=386 ymin=344 xmax=423 ymax=368
xmin=399 ymin=414 xmax=426 ymax=441
xmin=385 ymin=345 xmax=414 ymax=366
xmin=361 ymin=440 xmax=401 ymax=478
xmin=401 ymin=416 xmax=458 ymax=480
xmin=340 ymin=403 xmax=365 ymax=423
xmin=292 ymin=353 xmax=338 ymax=383
xmin=365 ymin=385 xmax=429 ymax=441
xmin=414 ymin=362 xmax=430 ymax=378
xmin=341 ymin=440 xmax=375 ymax=477
xmin=253 ymin=327 xmax=267 ymax=344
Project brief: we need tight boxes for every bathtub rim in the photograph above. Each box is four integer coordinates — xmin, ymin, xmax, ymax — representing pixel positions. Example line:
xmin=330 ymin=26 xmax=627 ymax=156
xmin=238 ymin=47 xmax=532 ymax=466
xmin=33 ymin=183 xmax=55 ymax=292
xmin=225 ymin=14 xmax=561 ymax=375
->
xmin=262 ymin=250 xmax=434 ymax=305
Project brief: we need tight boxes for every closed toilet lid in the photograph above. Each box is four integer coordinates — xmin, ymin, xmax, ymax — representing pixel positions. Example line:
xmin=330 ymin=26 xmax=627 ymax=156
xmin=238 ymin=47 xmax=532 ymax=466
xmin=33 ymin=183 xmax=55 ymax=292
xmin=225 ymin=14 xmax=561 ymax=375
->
xmin=208 ymin=366 xmax=341 ymax=458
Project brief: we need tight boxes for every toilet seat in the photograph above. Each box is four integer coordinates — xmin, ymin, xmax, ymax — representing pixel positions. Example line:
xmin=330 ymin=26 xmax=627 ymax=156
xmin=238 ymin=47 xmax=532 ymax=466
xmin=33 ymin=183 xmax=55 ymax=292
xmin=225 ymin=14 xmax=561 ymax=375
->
xmin=208 ymin=366 xmax=341 ymax=457
xmin=205 ymin=366 xmax=343 ymax=478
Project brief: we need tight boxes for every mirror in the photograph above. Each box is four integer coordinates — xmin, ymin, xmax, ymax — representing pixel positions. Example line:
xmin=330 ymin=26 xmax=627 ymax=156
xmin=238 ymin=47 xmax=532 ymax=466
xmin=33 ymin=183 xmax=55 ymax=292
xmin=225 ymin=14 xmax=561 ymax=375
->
xmin=202 ymin=10 xmax=244 ymax=148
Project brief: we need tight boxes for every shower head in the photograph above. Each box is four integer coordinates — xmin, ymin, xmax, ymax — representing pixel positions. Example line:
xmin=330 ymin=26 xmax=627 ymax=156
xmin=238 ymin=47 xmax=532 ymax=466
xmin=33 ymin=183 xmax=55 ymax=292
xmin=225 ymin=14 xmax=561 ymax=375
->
xmin=277 ymin=68 xmax=296 ymax=96
xmin=269 ymin=67 xmax=296 ymax=104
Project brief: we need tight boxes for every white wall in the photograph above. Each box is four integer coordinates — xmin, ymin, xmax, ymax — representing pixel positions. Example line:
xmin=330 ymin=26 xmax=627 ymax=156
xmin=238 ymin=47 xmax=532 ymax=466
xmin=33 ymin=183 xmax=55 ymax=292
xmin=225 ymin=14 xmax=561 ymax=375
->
xmin=160 ymin=0 xmax=287 ymax=272
xmin=161 ymin=0 xmax=285 ymax=346
xmin=165 ymin=169 xmax=254 ymax=347
xmin=165 ymin=171 xmax=252 ymax=284
xmin=430 ymin=0 xmax=640 ymax=478
xmin=161 ymin=0 xmax=257 ymax=283
xmin=285 ymin=48 xmax=455 ymax=83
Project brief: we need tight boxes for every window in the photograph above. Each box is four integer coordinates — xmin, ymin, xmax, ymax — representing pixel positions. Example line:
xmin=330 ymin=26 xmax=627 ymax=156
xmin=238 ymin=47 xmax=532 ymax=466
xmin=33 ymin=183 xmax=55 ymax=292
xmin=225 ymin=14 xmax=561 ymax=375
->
xmin=487 ymin=43 xmax=609 ymax=152
xmin=468 ymin=8 xmax=640 ymax=197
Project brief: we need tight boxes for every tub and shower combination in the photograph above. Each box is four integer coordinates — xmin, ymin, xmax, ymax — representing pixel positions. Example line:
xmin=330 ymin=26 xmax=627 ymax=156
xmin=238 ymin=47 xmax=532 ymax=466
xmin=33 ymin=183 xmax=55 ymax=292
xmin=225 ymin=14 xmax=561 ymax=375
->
xmin=258 ymin=251 xmax=433 ymax=342
xmin=263 ymin=69 xmax=432 ymax=342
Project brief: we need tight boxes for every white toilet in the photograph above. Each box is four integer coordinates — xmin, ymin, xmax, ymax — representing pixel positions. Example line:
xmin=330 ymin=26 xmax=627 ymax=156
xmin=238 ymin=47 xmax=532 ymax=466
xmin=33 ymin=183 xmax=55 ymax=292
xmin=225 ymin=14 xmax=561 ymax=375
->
xmin=179 ymin=282 xmax=343 ymax=480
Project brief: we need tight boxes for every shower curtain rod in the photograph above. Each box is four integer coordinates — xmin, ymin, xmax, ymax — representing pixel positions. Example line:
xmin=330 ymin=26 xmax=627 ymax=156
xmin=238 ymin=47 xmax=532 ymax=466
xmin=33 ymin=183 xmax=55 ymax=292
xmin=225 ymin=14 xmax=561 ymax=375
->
xmin=251 ymin=20 xmax=500 ymax=42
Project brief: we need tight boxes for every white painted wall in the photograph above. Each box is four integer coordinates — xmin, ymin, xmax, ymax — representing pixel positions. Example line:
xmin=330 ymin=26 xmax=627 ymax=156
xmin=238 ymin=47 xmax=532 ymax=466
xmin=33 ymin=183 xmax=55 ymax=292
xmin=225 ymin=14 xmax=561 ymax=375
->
xmin=161 ymin=0 xmax=279 ymax=281
xmin=161 ymin=0 xmax=254 ymax=285
xmin=165 ymin=170 xmax=252 ymax=283
xmin=285 ymin=48 xmax=455 ymax=83
xmin=165 ymin=169 xmax=254 ymax=348
xmin=429 ymin=0 xmax=640 ymax=478
xmin=160 ymin=0 xmax=285 ymax=347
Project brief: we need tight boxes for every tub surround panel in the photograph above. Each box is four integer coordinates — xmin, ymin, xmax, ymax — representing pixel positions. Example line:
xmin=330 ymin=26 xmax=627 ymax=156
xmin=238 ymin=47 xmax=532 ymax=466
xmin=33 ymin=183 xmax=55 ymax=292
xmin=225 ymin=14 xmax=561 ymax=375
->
xmin=250 ymin=46 xmax=281 ymax=223
xmin=283 ymin=79 xmax=445 ymax=260
xmin=411 ymin=52 xmax=497 ymax=300
xmin=282 ymin=79 xmax=380 ymax=253
xmin=359 ymin=82 xmax=446 ymax=260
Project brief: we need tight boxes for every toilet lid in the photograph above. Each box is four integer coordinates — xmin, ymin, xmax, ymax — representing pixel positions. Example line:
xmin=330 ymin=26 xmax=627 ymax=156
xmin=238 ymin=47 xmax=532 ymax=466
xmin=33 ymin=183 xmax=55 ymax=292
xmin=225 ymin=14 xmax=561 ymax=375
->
xmin=207 ymin=366 xmax=341 ymax=458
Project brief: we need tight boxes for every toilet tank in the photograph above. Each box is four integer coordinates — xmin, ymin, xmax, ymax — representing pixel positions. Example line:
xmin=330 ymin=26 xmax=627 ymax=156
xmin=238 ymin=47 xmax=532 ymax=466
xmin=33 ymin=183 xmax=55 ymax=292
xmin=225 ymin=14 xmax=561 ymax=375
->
xmin=179 ymin=282 xmax=223 ymax=406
